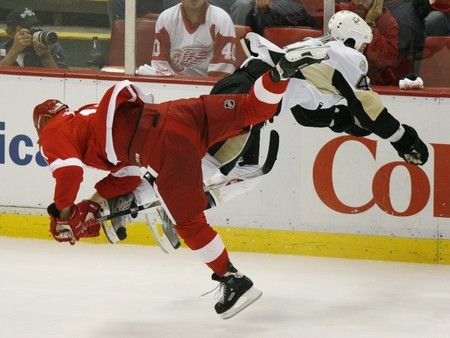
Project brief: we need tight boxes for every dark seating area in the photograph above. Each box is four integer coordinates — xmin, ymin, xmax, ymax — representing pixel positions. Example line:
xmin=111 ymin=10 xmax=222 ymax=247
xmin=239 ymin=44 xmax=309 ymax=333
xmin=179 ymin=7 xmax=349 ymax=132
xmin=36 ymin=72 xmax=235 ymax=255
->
xmin=1 ymin=0 xmax=106 ymax=12
xmin=263 ymin=26 xmax=322 ymax=47
xmin=420 ymin=36 xmax=450 ymax=87
xmin=0 ymin=1 xmax=448 ymax=88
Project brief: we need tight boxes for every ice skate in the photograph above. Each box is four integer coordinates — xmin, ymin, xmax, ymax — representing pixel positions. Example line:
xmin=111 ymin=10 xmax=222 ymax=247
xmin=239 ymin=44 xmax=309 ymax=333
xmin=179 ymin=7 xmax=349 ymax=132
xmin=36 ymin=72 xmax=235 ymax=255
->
xmin=211 ymin=263 xmax=262 ymax=319
xmin=103 ymin=193 xmax=135 ymax=242
xmin=157 ymin=207 xmax=180 ymax=249
xmin=271 ymin=45 xmax=330 ymax=82
xmin=240 ymin=32 xmax=285 ymax=66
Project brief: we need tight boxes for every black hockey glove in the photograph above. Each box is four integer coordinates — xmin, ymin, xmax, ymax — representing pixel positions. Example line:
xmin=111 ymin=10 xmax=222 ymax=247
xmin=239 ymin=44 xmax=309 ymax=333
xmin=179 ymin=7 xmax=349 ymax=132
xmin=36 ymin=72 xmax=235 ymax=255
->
xmin=291 ymin=104 xmax=357 ymax=133
xmin=291 ymin=104 xmax=335 ymax=128
xmin=329 ymin=105 xmax=354 ymax=133
xmin=391 ymin=124 xmax=429 ymax=165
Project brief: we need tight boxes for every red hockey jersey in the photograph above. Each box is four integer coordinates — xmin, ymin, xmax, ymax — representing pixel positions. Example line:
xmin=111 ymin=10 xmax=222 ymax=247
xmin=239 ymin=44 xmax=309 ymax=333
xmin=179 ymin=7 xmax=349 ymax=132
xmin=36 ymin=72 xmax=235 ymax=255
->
xmin=151 ymin=3 xmax=236 ymax=77
xmin=38 ymin=81 xmax=148 ymax=210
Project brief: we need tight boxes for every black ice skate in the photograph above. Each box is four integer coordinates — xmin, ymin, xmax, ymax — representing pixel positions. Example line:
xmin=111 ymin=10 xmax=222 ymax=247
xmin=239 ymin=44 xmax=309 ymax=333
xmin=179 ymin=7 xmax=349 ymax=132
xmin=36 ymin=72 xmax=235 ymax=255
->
xmin=270 ymin=45 xmax=330 ymax=82
xmin=211 ymin=263 xmax=262 ymax=319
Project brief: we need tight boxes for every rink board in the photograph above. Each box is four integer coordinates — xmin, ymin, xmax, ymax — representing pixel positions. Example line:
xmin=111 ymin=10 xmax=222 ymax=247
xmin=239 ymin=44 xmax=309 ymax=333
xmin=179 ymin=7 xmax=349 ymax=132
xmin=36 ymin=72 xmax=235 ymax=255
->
xmin=0 ymin=70 xmax=450 ymax=263
xmin=0 ymin=213 xmax=447 ymax=264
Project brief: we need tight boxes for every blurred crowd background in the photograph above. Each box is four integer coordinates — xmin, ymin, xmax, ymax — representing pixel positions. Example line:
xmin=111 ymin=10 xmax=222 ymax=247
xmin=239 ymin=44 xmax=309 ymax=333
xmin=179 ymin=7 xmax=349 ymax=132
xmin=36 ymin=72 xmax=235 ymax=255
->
xmin=0 ymin=0 xmax=448 ymax=87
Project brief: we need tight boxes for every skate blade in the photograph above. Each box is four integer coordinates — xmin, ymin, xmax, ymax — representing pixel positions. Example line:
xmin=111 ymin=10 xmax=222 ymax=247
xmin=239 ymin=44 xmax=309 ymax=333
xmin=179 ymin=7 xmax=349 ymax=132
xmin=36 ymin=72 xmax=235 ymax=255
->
xmin=220 ymin=287 xmax=263 ymax=320
xmin=145 ymin=213 xmax=177 ymax=254
xmin=101 ymin=222 xmax=119 ymax=244
xmin=161 ymin=222 xmax=181 ymax=249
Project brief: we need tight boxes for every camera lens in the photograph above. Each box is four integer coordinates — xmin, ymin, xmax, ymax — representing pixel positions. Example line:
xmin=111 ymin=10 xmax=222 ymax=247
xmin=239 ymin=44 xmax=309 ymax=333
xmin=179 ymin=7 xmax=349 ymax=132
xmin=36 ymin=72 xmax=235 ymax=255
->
xmin=31 ymin=28 xmax=58 ymax=46
xmin=40 ymin=31 xmax=58 ymax=45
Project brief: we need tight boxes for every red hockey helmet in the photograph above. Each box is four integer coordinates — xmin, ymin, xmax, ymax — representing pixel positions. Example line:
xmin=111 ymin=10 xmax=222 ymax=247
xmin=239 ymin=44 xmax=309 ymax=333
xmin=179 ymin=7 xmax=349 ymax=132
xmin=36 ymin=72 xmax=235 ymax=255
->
xmin=33 ymin=99 xmax=69 ymax=134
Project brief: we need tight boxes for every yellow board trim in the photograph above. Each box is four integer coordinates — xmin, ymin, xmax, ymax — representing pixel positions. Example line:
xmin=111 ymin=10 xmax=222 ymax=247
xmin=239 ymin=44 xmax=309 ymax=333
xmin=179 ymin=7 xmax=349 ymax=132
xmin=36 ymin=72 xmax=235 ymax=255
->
xmin=1 ymin=213 xmax=448 ymax=264
xmin=54 ymin=32 xmax=111 ymax=40
xmin=0 ymin=31 xmax=110 ymax=40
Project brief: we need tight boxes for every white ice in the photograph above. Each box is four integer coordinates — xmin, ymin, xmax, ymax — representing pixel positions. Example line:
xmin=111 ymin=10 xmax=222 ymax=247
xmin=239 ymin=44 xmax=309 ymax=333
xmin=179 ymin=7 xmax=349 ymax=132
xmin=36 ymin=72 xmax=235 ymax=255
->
xmin=1 ymin=236 xmax=450 ymax=338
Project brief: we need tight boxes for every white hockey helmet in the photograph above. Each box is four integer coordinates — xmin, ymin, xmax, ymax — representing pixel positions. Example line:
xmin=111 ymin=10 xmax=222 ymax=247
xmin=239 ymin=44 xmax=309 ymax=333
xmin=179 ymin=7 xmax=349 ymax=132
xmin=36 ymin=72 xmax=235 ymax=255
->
xmin=328 ymin=10 xmax=373 ymax=51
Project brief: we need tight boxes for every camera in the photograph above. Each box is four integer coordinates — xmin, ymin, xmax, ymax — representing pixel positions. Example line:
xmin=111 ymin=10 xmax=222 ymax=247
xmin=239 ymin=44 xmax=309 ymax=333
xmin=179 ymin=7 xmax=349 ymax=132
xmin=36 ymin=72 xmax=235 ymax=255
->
xmin=29 ymin=26 xmax=58 ymax=45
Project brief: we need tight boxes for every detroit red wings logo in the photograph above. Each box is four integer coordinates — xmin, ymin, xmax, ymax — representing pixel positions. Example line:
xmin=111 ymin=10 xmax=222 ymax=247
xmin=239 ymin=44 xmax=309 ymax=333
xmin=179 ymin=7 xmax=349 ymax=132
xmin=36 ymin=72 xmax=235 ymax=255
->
xmin=171 ymin=47 xmax=211 ymax=73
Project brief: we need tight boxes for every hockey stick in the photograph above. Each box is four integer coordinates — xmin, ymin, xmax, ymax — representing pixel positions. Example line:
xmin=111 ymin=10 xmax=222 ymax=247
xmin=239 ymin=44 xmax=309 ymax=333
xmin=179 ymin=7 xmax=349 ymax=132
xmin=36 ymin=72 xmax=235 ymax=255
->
xmin=151 ymin=129 xmax=279 ymax=252
xmin=97 ymin=130 xmax=279 ymax=248
xmin=97 ymin=130 xmax=279 ymax=223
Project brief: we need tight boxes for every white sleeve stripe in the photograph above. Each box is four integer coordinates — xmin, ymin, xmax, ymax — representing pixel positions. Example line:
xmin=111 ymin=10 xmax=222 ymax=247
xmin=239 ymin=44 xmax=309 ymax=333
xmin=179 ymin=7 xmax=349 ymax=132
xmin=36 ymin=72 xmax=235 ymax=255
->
xmin=387 ymin=124 xmax=405 ymax=142
xmin=111 ymin=165 xmax=141 ymax=178
xmin=208 ymin=63 xmax=235 ymax=74
xmin=253 ymin=76 xmax=284 ymax=105
xmin=49 ymin=158 xmax=84 ymax=172
xmin=192 ymin=234 xmax=225 ymax=263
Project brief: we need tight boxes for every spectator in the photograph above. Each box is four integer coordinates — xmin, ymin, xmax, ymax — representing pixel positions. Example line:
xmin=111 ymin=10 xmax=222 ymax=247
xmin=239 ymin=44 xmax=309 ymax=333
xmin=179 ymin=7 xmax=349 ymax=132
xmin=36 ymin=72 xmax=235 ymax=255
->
xmin=107 ymin=1 xmax=238 ymax=27
xmin=231 ymin=0 xmax=319 ymax=33
xmin=337 ymin=0 xmax=404 ymax=85
xmin=424 ymin=0 xmax=450 ymax=36
xmin=0 ymin=7 xmax=67 ymax=69
xmin=382 ymin=1 xmax=429 ymax=83
xmin=151 ymin=0 xmax=236 ymax=77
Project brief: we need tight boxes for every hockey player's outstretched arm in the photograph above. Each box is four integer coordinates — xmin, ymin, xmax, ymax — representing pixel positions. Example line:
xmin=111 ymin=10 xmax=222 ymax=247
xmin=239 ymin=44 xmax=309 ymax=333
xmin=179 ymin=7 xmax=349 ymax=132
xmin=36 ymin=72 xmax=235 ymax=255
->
xmin=330 ymin=71 xmax=429 ymax=165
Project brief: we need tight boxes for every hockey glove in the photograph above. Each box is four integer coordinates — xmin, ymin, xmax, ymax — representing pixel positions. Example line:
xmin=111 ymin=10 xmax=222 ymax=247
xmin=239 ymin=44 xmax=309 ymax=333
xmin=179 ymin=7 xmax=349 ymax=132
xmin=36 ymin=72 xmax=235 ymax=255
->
xmin=391 ymin=124 xmax=429 ymax=165
xmin=329 ymin=105 xmax=354 ymax=133
xmin=291 ymin=104 xmax=362 ymax=134
xmin=291 ymin=104 xmax=335 ymax=128
xmin=49 ymin=200 xmax=101 ymax=245
xmin=270 ymin=45 xmax=329 ymax=82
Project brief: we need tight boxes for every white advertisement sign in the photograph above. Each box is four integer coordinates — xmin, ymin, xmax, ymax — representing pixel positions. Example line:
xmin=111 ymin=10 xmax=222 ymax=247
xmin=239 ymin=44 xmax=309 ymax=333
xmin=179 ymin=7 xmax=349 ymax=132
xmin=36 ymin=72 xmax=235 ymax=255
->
xmin=1 ymin=73 xmax=449 ymax=239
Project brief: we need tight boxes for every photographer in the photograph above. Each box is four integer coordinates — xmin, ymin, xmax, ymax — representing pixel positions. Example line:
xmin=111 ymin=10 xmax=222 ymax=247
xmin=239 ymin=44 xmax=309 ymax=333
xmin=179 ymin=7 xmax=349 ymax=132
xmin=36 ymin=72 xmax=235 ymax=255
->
xmin=0 ymin=8 xmax=67 ymax=69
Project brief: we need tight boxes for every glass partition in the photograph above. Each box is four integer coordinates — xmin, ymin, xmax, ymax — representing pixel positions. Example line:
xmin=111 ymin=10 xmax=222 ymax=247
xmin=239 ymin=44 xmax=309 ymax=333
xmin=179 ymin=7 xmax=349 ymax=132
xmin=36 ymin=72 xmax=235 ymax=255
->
xmin=334 ymin=0 xmax=449 ymax=87
xmin=0 ymin=0 xmax=108 ymax=69
xmin=0 ymin=1 xmax=448 ymax=88
xmin=129 ymin=0 xmax=331 ymax=78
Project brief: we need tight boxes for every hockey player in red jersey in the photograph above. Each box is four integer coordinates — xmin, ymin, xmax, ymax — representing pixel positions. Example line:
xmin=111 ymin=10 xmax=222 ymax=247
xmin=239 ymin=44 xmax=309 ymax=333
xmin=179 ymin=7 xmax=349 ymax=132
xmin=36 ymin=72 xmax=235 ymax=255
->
xmin=33 ymin=47 xmax=329 ymax=319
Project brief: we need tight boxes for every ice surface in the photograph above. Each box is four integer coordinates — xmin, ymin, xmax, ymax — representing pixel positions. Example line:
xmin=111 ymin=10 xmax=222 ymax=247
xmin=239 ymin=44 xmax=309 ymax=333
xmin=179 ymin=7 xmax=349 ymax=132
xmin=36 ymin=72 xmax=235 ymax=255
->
xmin=1 ymin=237 xmax=450 ymax=338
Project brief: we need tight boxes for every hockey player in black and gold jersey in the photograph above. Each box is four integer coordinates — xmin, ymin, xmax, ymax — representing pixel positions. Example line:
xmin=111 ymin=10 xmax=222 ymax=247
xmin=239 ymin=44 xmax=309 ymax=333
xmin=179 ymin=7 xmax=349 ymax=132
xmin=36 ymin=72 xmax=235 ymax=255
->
xmin=209 ymin=10 xmax=428 ymax=168
xmin=156 ymin=10 xmax=428 ymax=257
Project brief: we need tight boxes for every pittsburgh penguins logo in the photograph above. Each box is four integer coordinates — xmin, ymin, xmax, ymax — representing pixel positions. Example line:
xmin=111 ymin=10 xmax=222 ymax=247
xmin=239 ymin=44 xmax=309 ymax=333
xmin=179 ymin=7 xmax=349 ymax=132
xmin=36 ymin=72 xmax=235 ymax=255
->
xmin=359 ymin=59 xmax=368 ymax=73
xmin=224 ymin=99 xmax=235 ymax=109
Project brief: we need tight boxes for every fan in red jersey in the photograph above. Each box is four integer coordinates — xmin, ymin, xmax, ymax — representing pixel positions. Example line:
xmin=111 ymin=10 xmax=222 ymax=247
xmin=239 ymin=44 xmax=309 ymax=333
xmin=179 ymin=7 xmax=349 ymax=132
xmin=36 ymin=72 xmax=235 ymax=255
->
xmin=151 ymin=0 xmax=236 ymax=77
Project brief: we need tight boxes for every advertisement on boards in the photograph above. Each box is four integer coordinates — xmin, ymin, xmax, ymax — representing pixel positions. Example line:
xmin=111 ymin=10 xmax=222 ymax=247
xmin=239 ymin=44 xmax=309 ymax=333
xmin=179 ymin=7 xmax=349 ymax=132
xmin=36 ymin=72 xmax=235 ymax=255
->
xmin=1 ymin=74 xmax=449 ymax=240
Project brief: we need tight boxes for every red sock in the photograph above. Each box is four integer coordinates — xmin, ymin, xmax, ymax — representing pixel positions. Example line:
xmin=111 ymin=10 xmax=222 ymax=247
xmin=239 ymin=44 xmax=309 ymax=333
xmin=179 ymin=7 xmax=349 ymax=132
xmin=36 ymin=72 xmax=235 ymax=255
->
xmin=245 ymin=72 xmax=289 ymax=125
xmin=206 ymin=249 xmax=229 ymax=276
